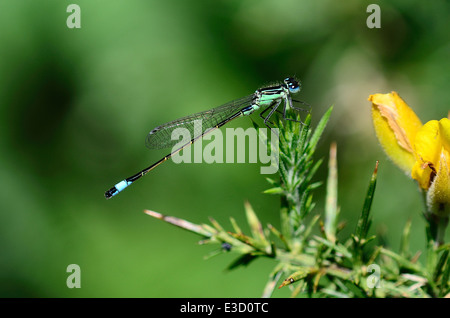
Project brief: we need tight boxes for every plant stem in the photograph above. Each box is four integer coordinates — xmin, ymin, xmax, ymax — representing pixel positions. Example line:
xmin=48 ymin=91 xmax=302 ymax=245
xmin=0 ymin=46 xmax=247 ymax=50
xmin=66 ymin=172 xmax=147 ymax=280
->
xmin=429 ymin=214 xmax=449 ymax=247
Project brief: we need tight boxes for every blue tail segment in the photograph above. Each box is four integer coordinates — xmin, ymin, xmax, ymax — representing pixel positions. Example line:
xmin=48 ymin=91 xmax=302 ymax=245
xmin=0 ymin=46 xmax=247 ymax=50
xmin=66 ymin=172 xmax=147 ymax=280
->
xmin=105 ymin=179 xmax=132 ymax=199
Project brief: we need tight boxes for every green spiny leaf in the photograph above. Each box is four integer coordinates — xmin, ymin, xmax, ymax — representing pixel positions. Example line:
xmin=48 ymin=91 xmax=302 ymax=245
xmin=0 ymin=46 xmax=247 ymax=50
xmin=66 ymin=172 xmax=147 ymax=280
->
xmin=267 ymin=223 xmax=291 ymax=251
xmin=380 ymin=247 xmax=425 ymax=274
xmin=244 ymin=201 xmax=269 ymax=246
xmin=314 ymin=235 xmax=353 ymax=259
xmin=144 ymin=210 xmax=213 ymax=237
xmin=325 ymin=142 xmax=339 ymax=243
xmin=229 ymin=217 xmax=243 ymax=235
xmin=307 ymin=106 xmax=333 ymax=156
xmin=433 ymin=249 xmax=449 ymax=283
xmin=209 ymin=217 xmax=225 ymax=232
xmin=355 ymin=161 xmax=379 ymax=242
xmin=278 ymin=268 xmax=312 ymax=289
xmin=262 ymin=265 xmax=284 ymax=298
xmin=263 ymin=187 xmax=284 ymax=195
xmin=400 ymin=219 xmax=412 ymax=258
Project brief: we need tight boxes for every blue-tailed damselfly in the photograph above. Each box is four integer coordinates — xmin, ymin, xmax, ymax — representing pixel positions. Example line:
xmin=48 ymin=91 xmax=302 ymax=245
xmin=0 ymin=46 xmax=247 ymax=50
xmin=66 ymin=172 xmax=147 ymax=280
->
xmin=105 ymin=77 xmax=306 ymax=199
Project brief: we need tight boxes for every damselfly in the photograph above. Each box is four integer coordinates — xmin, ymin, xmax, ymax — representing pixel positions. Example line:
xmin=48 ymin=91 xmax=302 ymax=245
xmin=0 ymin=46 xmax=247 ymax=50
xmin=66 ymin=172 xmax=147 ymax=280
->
xmin=105 ymin=77 xmax=307 ymax=199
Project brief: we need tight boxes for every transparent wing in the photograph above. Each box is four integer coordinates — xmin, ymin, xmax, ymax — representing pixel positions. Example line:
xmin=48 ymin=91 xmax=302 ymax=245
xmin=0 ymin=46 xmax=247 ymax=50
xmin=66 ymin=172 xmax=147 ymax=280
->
xmin=146 ymin=94 xmax=256 ymax=149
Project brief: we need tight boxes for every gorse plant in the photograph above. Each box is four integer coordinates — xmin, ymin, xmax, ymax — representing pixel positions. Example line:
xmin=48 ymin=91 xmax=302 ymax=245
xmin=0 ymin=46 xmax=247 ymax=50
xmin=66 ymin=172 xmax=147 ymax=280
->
xmin=145 ymin=104 xmax=450 ymax=298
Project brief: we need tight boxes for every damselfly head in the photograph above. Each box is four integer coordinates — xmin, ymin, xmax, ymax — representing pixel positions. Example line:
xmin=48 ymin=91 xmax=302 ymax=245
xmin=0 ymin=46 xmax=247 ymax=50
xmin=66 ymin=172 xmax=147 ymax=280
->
xmin=284 ymin=77 xmax=301 ymax=94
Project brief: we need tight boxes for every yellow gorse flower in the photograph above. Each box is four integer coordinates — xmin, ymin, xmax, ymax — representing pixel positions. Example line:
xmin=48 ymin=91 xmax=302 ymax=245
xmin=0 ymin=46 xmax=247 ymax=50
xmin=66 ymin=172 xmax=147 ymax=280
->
xmin=368 ymin=92 xmax=450 ymax=217
xmin=368 ymin=92 xmax=422 ymax=174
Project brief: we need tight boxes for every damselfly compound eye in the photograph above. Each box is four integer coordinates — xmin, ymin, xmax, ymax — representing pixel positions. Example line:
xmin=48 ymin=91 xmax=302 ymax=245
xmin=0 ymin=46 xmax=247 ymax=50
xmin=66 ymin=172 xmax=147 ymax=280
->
xmin=284 ymin=77 xmax=301 ymax=94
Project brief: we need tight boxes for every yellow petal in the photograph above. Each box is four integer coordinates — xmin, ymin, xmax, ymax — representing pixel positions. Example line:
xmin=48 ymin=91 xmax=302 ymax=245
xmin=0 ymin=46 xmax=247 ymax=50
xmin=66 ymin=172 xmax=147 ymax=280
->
xmin=426 ymin=151 xmax=450 ymax=217
xmin=439 ymin=118 xmax=450 ymax=153
xmin=411 ymin=161 xmax=434 ymax=189
xmin=368 ymin=92 xmax=422 ymax=174
xmin=414 ymin=120 xmax=442 ymax=166
xmin=411 ymin=120 xmax=442 ymax=189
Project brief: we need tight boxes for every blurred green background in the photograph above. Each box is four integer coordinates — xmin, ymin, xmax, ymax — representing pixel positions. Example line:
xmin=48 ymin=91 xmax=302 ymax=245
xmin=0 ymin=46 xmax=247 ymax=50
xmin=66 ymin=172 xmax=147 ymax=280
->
xmin=1 ymin=0 xmax=449 ymax=297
